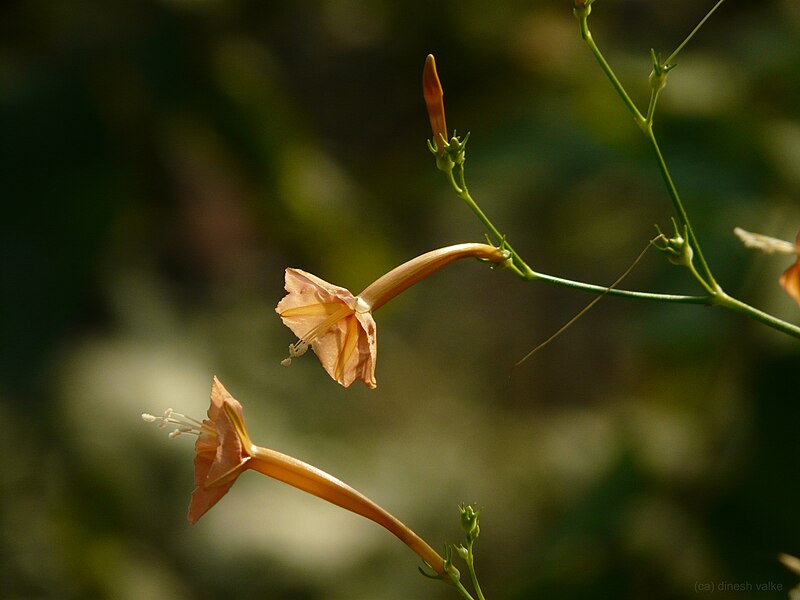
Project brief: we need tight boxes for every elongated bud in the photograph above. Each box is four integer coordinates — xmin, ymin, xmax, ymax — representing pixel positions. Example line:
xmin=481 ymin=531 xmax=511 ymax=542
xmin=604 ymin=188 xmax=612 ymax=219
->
xmin=423 ymin=54 xmax=448 ymax=153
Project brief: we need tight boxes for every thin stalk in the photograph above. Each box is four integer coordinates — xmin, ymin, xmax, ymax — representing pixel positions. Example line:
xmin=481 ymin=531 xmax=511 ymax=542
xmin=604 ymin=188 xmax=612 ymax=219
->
xmin=712 ymin=292 xmax=800 ymax=339
xmin=449 ymin=578 xmax=477 ymax=600
xmin=645 ymin=130 xmax=718 ymax=290
xmin=644 ymin=87 xmax=660 ymax=126
xmin=576 ymin=11 xmax=718 ymax=292
xmin=578 ymin=15 xmax=645 ymax=126
xmin=449 ymin=164 xmax=708 ymax=303
xmin=665 ymin=0 xmax=728 ymax=65
xmin=447 ymin=169 xmax=507 ymax=249
xmin=438 ymin=9 xmax=800 ymax=340
xmin=446 ymin=157 xmax=711 ymax=302
xmin=530 ymin=271 xmax=708 ymax=303
xmin=465 ymin=545 xmax=486 ymax=600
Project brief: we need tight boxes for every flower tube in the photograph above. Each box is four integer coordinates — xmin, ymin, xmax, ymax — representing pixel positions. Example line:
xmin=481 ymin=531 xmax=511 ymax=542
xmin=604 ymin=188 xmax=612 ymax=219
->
xmin=143 ymin=377 xmax=446 ymax=575
xmin=276 ymin=243 xmax=508 ymax=388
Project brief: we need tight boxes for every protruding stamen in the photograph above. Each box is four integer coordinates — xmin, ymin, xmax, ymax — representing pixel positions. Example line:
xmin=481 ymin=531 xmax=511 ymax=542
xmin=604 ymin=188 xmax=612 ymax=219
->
xmin=734 ymin=227 xmax=796 ymax=254
xmin=290 ymin=341 xmax=309 ymax=357
xmin=281 ymin=340 xmax=309 ymax=367
xmin=280 ymin=304 xmax=352 ymax=366
xmin=141 ymin=408 xmax=207 ymax=438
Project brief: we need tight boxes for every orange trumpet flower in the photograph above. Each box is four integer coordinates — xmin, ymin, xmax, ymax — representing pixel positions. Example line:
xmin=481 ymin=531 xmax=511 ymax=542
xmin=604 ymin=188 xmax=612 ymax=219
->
xmin=276 ymin=243 xmax=508 ymax=388
xmin=143 ymin=377 xmax=447 ymax=575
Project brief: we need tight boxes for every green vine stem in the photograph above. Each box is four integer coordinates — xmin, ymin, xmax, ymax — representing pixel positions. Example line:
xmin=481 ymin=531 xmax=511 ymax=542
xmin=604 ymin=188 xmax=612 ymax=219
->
xmin=444 ymin=145 xmax=800 ymax=338
xmin=449 ymin=579 xmax=477 ymax=600
xmin=574 ymin=4 xmax=719 ymax=292
xmin=428 ymin=2 xmax=800 ymax=341
xmin=664 ymin=0 xmax=728 ymax=66
xmin=445 ymin=162 xmax=709 ymax=305
xmin=536 ymin=0 xmax=800 ymax=340
xmin=464 ymin=543 xmax=486 ymax=600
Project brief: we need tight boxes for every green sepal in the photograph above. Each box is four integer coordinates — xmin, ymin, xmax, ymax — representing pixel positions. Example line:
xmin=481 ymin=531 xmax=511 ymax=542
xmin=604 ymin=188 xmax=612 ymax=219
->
xmin=654 ymin=219 xmax=694 ymax=267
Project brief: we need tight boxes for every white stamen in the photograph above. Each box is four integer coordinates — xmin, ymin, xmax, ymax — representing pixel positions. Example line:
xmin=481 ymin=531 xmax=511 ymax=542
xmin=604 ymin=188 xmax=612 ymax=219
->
xmin=282 ymin=341 xmax=309 ymax=366
xmin=290 ymin=341 xmax=309 ymax=357
xmin=734 ymin=227 xmax=796 ymax=254
xmin=142 ymin=407 xmax=205 ymax=438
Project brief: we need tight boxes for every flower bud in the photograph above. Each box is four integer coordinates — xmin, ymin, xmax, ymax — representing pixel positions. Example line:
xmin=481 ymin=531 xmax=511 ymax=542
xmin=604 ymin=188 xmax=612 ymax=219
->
xmin=458 ymin=503 xmax=481 ymax=543
xmin=423 ymin=54 xmax=448 ymax=153
xmin=655 ymin=220 xmax=693 ymax=268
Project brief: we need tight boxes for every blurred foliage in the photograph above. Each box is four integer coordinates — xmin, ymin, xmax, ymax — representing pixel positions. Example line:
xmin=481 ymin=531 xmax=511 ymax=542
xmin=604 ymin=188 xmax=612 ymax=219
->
xmin=2 ymin=0 xmax=800 ymax=599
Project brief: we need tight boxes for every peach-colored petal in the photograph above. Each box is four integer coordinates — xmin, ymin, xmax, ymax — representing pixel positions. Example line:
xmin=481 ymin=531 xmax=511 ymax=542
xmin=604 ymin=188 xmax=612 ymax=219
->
xmin=173 ymin=378 xmax=444 ymax=572
xmin=276 ymin=268 xmax=356 ymax=313
xmin=188 ymin=466 xmax=236 ymax=524
xmin=276 ymin=269 xmax=377 ymax=388
xmin=779 ymin=235 xmax=800 ymax=305
xmin=293 ymin=311 xmax=377 ymax=389
xmin=188 ymin=377 xmax=249 ymax=523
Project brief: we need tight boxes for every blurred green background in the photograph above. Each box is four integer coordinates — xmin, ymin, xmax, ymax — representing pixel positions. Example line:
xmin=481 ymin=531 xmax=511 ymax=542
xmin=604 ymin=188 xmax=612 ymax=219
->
xmin=2 ymin=1 xmax=800 ymax=598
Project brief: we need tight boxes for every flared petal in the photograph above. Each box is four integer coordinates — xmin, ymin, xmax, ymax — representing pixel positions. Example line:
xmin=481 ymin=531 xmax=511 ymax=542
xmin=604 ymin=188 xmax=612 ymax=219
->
xmin=188 ymin=377 xmax=249 ymax=523
xmin=780 ymin=256 xmax=800 ymax=306
xmin=276 ymin=268 xmax=356 ymax=314
xmin=277 ymin=268 xmax=378 ymax=388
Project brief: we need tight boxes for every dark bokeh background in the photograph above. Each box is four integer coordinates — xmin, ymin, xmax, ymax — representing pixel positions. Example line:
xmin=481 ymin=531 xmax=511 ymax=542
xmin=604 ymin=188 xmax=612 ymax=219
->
xmin=2 ymin=1 xmax=799 ymax=599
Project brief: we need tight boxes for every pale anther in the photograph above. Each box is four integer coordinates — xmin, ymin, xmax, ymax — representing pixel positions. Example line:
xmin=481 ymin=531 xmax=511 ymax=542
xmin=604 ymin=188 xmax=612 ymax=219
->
xmin=290 ymin=341 xmax=309 ymax=357
xmin=282 ymin=340 xmax=310 ymax=367
xmin=141 ymin=407 xmax=204 ymax=438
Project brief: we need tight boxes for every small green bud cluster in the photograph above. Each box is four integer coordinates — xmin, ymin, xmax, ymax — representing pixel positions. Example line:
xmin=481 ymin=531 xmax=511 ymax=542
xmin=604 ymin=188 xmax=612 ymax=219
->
xmin=655 ymin=220 xmax=694 ymax=267
xmin=428 ymin=131 xmax=471 ymax=174
xmin=442 ymin=544 xmax=462 ymax=581
xmin=649 ymin=49 xmax=677 ymax=94
xmin=458 ymin=503 xmax=481 ymax=543
xmin=572 ymin=0 xmax=594 ymax=20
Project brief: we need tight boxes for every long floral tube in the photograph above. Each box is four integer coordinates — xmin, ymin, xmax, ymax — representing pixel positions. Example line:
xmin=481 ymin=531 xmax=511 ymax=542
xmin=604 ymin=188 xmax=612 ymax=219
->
xmin=358 ymin=243 xmax=508 ymax=311
xmin=276 ymin=242 xmax=509 ymax=388
xmin=145 ymin=377 xmax=447 ymax=575
xmin=247 ymin=444 xmax=446 ymax=575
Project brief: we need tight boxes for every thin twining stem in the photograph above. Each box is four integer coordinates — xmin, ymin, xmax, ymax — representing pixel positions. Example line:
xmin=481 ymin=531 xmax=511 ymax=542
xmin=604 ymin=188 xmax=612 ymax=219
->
xmin=665 ymin=0 xmax=727 ymax=65
xmin=446 ymin=153 xmax=800 ymax=338
xmin=645 ymin=131 xmax=718 ymax=291
xmin=577 ymin=14 xmax=644 ymax=125
xmin=514 ymin=239 xmax=655 ymax=369
xmin=711 ymin=291 xmax=800 ymax=339
xmin=575 ymin=10 xmax=719 ymax=291
xmin=447 ymin=162 xmax=709 ymax=304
